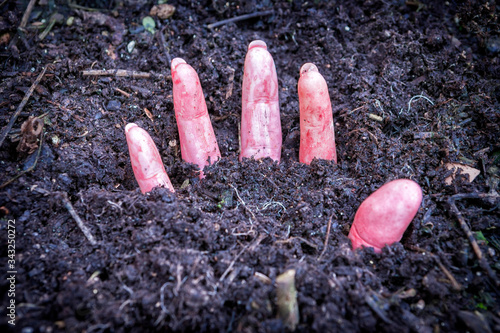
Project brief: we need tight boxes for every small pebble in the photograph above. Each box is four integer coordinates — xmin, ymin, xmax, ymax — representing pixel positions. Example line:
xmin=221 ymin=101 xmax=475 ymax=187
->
xmin=107 ymin=100 xmax=121 ymax=111
xmin=486 ymin=36 xmax=500 ymax=53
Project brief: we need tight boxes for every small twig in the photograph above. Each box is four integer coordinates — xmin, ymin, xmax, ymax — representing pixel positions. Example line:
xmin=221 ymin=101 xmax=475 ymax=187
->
xmin=211 ymin=113 xmax=233 ymax=122
xmin=157 ymin=26 xmax=172 ymax=66
xmin=82 ymin=69 xmax=153 ymax=79
xmin=248 ymin=233 xmax=267 ymax=252
xmin=435 ymin=256 xmax=462 ymax=291
xmin=219 ymin=243 xmax=250 ymax=283
xmin=448 ymin=193 xmax=499 ymax=286
xmin=259 ymin=172 xmax=280 ymax=191
xmin=318 ymin=214 xmax=334 ymax=261
xmin=414 ymin=132 xmax=441 ymax=139
xmin=20 ymin=0 xmax=37 ymax=28
xmin=365 ymin=129 xmax=379 ymax=145
xmin=46 ymin=99 xmax=72 ymax=112
xmin=365 ymin=291 xmax=394 ymax=325
xmin=207 ymin=10 xmax=274 ymax=29
xmin=61 ymin=193 xmax=98 ymax=246
xmin=36 ymin=112 xmax=49 ymax=120
xmin=347 ymin=128 xmax=378 ymax=145
xmin=347 ymin=103 xmax=367 ymax=115
xmin=217 ymin=234 xmax=265 ymax=288
xmin=276 ymin=236 xmax=318 ymax=250
xmin=368 ymin=113 xmax=383 ymax=122
xmin=114 ymin=87 xmax=131 ymax=98
xmin=0 ymin=129 xmax=44 ymax=189
xmin=0 ymin=65 xmax=48 ymax=149
xmin=38 ymin=13 xmax=64 ymax=41
xmin=410 ymin=246 xmax=462 ymax=291
xmin=68 ymin=2 xmax=109 ymax=12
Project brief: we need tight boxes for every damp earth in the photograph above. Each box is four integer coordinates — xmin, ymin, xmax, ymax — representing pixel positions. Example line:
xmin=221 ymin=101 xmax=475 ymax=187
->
xmin=0 ymin=1 xmax=499 ymax=332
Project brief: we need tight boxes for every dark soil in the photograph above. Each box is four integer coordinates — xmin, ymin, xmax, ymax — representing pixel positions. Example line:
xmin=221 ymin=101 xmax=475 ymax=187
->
xmin=1 ymin=0 xmax=500 ymax=332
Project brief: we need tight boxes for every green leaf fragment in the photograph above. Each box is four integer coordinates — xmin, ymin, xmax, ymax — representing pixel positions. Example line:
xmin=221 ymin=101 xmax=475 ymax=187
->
xmin=142 ymin=16 xmax=156 ymax=34
xmin=474 ymin=231 xmax=488 ymax=244
xmin=476 ymin=303 xmax=487 ymax=310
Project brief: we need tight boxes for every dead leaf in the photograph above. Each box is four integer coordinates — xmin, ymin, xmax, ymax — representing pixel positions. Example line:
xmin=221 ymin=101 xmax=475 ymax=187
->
xmin=144 ymin=108 xmax=154 ymax=122
xmin=17 ymin=116 xmax=44 ymax=155
xmin=106 ymin=44 xmax=117 ymax=60
xmin=445 ymin=163 xmax=480 ymax=185
xmin=150 ymin=4 xmax=176 ymax=20
xmin=0 ymin=32 xmax=11 ymax=45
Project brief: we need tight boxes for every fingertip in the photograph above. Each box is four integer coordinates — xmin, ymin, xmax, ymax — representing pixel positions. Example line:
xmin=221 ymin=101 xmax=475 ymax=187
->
xmin=397 ymin=179 xmax=423 ymax=202
xmin=300 ymin=63 xmax=319 ymax=76
xmin=248 ymin=40 xmax=267 ymax=50
xmin=171 ymin=57 xmax=187 ymax=71
xmin=125 ymin=123 xmax=138 ymax=134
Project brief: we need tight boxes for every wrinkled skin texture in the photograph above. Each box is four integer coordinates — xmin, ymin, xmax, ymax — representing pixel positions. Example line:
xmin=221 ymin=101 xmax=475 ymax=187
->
xmin=348 ymin=179 xmax=423 ymax=253
xmin=240 ymin=40 xmax=282 ymax=162
xmin=125 ymin=123 xmax=174 ymax=194
xmin=171 ymin=58 xmax=221 ymax=178
xmin=298 ymin=63 xmax=337 ymax=164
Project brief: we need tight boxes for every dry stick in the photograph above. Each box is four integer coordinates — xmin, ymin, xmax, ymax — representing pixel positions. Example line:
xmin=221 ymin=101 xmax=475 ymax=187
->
xmin=448 ymin=193 xmax=499 ymax=286
xmin=82 ymin=69 xmax=152 ymax=79
xmin=368 ymin=113 xmax=383 ymax=122
xmin=38 ymin=13 xmax=64 ymax=41
xmin=207 ymin=10 xmax=274 ymax=29
xmin=0 ymin=66 xmax=47 ymax=149
xmin=347 ymin=104 xmax=367 ymax=115
xmin=114 ymin=87 xmax=131 ymax=98
xmin=219 ymin=234 xmax=265 ymax=285
xmin=20 ymin=0 xmax=37 ymax=28
xmin=67 ymin=2 xmax=108 ymax=12
xmin=9 ymin=0 xmax=36 ymax=52
xmin=414 ymin=132 xmax=441 ymax=139
xmin=276 ymin=236 xmax=318 ymax=250
xmin=0 ymin=130 xmax=44 ymax=189
xmin=364 ymin=291 xmax=394 ymax=325
xmin=259 ymin=172 xmax=280 ymax=191
xmin=157 ymin=26 xmax=172 ymax=65
xmin=61 ymin=193 xmax=98 ymax=246
xmin=219 ymin=243 xmax=251 ymax=283
xmin=435 ymin=256 xmax=462 ymax=291
xmin=410 ymin=246 xmax=462 ymax=291
xmin=46 ymin=99 xmax=72 ymax=112
xmin=318 ymin=214 xmax=334 ymax=261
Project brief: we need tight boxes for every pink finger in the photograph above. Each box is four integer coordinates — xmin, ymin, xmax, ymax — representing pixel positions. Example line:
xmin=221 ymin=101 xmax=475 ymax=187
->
xmin=298 ymin=63 xmax=337 ymax=164
xmin=171 ymin=58 xmax=221 ymax=178
xmin=125 ymin=123 xmax=174 ymax=194
xmin=240 ymin=40 xmax=282 ymax=162
xmin=348 ymin=179 xmax=423 ymax=253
